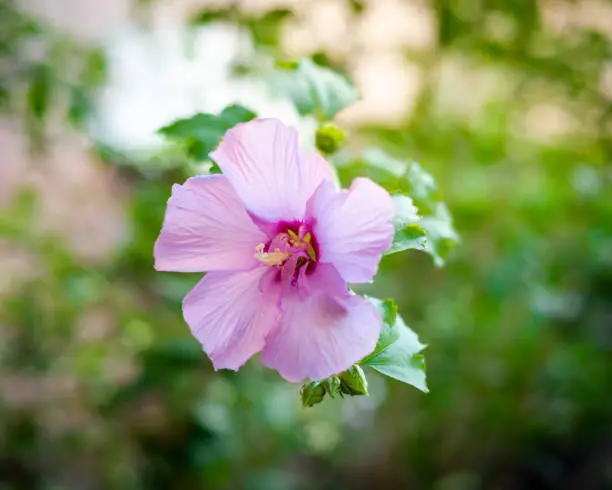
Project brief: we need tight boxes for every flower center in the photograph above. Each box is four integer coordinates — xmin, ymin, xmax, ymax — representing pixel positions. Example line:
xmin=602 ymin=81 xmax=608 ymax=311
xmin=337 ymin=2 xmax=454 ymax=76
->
xmin=254 ymin=223 xmax=318 ymax=285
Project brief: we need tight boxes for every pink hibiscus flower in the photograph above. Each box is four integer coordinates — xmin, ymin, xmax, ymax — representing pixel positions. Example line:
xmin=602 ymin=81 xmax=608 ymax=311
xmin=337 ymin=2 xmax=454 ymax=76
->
xmin=154 ymin=118 xmax=394 ymax=382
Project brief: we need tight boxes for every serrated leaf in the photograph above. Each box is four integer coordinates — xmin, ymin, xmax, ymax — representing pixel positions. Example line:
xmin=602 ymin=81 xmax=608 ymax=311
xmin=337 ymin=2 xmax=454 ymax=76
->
xmin=360 ymin=148 xmax=458 ymax=265
xmin=386 ymin=195 xmax=427 ymax=255
xmin=273 ymin=59 xmax=358 ymax=120
xmin=216 ymin=104 xmax=257 ymax=127
xmin=364 ymin=298 xmax=399 ymax=359
xmin=158 ymin=104 xmax=256 ymax=161
xmin=391 ymin=194 xmax=419 ymax=228
xmin=360 ymin=149 xmax=439 ymax=205
xmin=364 ymin=348 xmax=428 ymax=393
xmin=358 ymin=148 xmax=404 ymax=177
xmin=361 ymin=298 xmax=428 ymax=392
xmin=387 ymin=223 xmax=427 ymax=255
xmin=419 ymin=202 xmax=459 ymax=267
xmin=403 ymin=162 xmax=439 ymax=206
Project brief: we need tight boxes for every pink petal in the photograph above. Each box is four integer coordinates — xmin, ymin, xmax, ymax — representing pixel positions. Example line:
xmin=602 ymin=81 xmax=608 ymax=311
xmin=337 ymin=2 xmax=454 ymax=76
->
xmin=183 ymin=267 xmax=281 ymax=370
xmin=302 ymin=151 xmax=336 ymax=196
xmin=209 ymin=119 xmax=334 ymax=222
xmin=307 ymin=178 xmax=394 ymax=283
xmin=154 ymin=175 xmax=268 ymax=272
xmin=261 ymin=264 xmax=381 ymax=382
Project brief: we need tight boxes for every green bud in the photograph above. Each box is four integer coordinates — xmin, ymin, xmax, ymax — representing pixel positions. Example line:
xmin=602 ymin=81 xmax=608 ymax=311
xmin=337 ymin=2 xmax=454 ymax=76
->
xmin=322 ymin=376 xmax=342 ymax=398
xmin=315 ymin=123 xmax=346 ymax=155
xmin=339 ymin=365 xmax=369 ymax=396
xmin=301 ymin=381 xmax=326 ymax=408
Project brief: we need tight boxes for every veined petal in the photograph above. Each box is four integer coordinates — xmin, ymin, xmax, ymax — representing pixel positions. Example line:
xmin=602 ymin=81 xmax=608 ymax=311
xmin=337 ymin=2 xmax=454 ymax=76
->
xmin=261 ymin=264 xmax=381 ymax=382
xmin=209 ymin=118 xmax=334 ymax=222
xmin=154 ymin=175 xmax=267 ymax=272
xmin=308 ymin=178 xmax=394 ymax=283
xmin=302 ymin=151 xmax=336 ymax=194
xmin=183 ymin=267 xmax=280 ymax=370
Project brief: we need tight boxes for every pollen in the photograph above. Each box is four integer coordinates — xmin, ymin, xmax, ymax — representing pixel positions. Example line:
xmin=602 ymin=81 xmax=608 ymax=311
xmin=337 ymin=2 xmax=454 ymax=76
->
xmin=255 ymin=243 xmax=290 ymax=266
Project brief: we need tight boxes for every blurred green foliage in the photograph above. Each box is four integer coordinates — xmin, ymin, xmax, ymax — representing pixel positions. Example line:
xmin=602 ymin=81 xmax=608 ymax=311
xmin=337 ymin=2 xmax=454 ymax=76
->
xmin=158 ymin=104 xmax=257 ymax=164
xmin=272 ymin=59 xmax=359 ymax=120
xmin=2 ymin=2 xmax=106 ymax=139
xmin=1 ymin=0 xmax=612 ymax=490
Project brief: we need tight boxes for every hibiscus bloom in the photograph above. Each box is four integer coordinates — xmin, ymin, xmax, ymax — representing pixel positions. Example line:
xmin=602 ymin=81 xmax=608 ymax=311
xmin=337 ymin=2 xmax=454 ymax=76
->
xmin=154 ymin=119 xmax=394 ymax=382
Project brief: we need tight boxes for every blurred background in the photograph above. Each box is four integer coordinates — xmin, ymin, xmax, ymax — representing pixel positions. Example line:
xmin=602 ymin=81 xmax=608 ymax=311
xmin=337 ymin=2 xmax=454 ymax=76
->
xmin=1 ymin=0 xmax=612 ymax=489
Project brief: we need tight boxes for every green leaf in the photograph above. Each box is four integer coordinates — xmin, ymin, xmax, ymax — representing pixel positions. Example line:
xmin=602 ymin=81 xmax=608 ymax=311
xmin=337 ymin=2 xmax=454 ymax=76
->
xmin=403 ymin=161 xmax=439 ymax=207
xmin=391 ymin=195 xmax=419 ymax=228
xmin=209 ymin=162 xmax=222 ymax=174
xmin=361 ymin=148 xmax=440 ymax=204
xmin=158 ymin=104 xmax=257 ymax=161
xmin=67 ymin=85 xmax=92 ymax=129
xmin=364 ymin=347 xmax=428 ymax=393
xmin=365 ymin=298 xmax=399 ymax=358
xmin=216 ymin=104 xmax=257 ymax=126
xmin=27 ymin=64 xmax=50 ymax=120
xmin=361 ymin=298 xmax=428 ymax=393
xmin=360 ymin=148 xmax=458 ymax=265
xmin=26 ymin=63 xmax=52 ymax=150
xmin=387 ymin=223 xmax=427 ymax=255
xmin=246 ymin=9 xmax=293 ymax=47
xmin=420 ymin=202 xmax=460 ymax=267
xmin=82 ymin=48 xmax=107 ymax=87
xmin=386 ymin=195 xmax=427 ymax=255
xmin=273 ymin=59 xmax=358 ymax=120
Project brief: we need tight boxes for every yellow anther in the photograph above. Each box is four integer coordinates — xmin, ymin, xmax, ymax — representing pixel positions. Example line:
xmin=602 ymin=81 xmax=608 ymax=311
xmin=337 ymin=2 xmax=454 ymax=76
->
xmin=306 ymin=243 xmax=317 ymax=262
xmin=254 ymin=243 xmax=290 ymax=266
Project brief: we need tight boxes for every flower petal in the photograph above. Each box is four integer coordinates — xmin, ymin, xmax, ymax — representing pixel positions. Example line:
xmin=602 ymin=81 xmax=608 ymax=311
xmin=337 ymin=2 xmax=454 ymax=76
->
xmin=209 ymin=118 xmax=333 ymax=222
xmin=261 ymin=264 xmax=381 ymax=382
xmin=302 ymin=151 xmax=336 ymax=195
xmin=154 ymin=175 xmax=267 ymax=272
xmin=307 ymin=178 xmax=394 ymax=283
xmin=183 ymin=267 xmax=280 ymax=370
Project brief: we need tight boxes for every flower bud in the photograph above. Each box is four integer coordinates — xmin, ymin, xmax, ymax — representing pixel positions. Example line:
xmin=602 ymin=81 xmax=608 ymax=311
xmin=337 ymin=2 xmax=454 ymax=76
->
xmin=315 ymin=123 xmax=346 ymax=155
xmin=301 ymin=381 xmax=326 ymax=407
xmin=339 ymin=365 xmax=369 ymax=396
xmin=322 ymin=376 xmax=342 ymax=398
